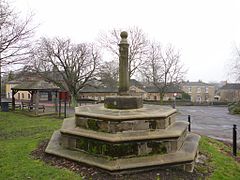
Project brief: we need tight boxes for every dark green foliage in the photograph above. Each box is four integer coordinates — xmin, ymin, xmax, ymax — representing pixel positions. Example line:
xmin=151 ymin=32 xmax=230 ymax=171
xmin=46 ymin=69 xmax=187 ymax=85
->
xmin=181 ymin=92 xmax=191 ymax=101
xmin=228 ymin=102 xmax=240 ymax=114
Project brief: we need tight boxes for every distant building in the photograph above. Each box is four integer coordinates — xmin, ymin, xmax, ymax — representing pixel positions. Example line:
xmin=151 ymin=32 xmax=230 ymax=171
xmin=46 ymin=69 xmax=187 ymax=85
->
xmin=181 ymin=81 xmax=215 ymax=102
xmin=5 ymin=81 xmax=32 ymax=101
xmin=141 ymin=85 xmax=183 ymax=101
xmin=6 ymin=80 xmax=60 ymax=102
xmin=79 ymin=85 xmax=118 ymax=102
xmin=79 ymin=80 xmax=183 ymax=102
xmin=218 ymin=83 xmax=240 ymax=102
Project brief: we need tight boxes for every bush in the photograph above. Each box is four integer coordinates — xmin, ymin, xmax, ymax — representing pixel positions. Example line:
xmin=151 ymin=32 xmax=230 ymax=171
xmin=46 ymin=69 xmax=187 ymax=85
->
xmin=228 ymin=102 xmax=240 ymax=114
xmin=181 ymin=92 xmax=191 ymax=101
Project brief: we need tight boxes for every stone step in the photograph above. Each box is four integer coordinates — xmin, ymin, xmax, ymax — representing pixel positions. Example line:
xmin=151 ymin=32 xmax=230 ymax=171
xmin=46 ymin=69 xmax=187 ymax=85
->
xmin=46 ymin=131 xmax=200 ymax=173
xmin=60 ymin=117 xmax=189 ymax=142
xmin=75 ymin=104 xmax=176 ymax=121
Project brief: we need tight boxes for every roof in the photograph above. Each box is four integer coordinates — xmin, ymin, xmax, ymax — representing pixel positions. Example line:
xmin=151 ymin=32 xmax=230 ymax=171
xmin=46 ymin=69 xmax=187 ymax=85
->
xmin=11 ymin=80 xmax=61 ymax=91
xmin=7 ymin=80 xmax=21 ymax=84
xmin=130 ymin=79 xmax=143 ymax=87
xmin=142 ymin=85 xmax=183 ymax=93
xmin=182 ymin=81 xmax=210 ymax=86
xmin=80 ymin=83 xmax=183 ymax=94
xmin=219 ymin=83 xmax=240 ymax=90
xmin=80 ymin=85 xmax=118 ymax=93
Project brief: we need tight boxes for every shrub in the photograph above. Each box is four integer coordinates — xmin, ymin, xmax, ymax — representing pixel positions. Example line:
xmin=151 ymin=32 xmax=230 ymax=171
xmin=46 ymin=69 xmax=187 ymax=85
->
xmin=228 ymin=102 xmax=240 ymax=114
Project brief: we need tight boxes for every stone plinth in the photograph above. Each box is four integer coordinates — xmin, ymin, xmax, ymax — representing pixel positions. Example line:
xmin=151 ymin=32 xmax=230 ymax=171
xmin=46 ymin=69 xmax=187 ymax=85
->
xmin=46 ymin=104 xmax=200 ymax=173
xmin=104 ymin=96 xmax=143 ymax=109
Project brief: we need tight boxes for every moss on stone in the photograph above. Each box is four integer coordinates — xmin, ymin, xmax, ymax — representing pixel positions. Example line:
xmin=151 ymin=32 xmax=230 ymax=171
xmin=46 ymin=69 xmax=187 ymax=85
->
xmin=75 ymin=137 xmax=168 ymax=159
xmin=104 ymin=103 xmax=116 ymax=109
xmin=148 ymin=141 xmax=167 ymax=155
xmin=87 ymin=119 xmax=99 ymax=131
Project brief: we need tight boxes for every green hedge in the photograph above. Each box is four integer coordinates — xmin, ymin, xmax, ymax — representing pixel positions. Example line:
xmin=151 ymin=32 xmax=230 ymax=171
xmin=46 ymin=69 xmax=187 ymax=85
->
xmin=228 ymin=102 xmax=240 ymax=114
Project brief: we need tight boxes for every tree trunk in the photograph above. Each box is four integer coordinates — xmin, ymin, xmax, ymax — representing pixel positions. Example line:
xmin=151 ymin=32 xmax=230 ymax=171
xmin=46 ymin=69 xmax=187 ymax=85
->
xmin=70 ymin=93 xmax=78 ymax=107
xmin=160 ymin=93 xmax=164 ymax=104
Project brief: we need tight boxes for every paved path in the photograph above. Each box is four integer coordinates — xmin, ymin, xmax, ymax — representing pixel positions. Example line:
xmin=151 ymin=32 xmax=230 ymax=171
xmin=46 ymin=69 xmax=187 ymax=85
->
xmin=176 ymin=106 xmax=240 ymax=143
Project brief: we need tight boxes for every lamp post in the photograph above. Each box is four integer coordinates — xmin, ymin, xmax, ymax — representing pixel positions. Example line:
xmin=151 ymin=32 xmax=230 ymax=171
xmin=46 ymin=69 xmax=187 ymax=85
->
xmin=173 ymin=92 xmax=177 ymax=109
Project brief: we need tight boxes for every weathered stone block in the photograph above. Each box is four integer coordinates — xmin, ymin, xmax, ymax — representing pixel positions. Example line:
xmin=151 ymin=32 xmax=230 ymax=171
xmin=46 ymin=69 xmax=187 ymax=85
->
xmin=97 ymin=120 xmax=109 ymax=132
xmin=60 ymin=135 xmax=69 ymax=148
xmin=132 ymin=120 xmax=149 ymax=131
xmin=183 ymin=162 xmax=194 ymax=172
xmin=104 ymin=96 xmax=143 ymax=109
xmin=75 ymin=116 xmax=88 ymax=128
xmin=138 ymin=143 xmax=152 ymax=155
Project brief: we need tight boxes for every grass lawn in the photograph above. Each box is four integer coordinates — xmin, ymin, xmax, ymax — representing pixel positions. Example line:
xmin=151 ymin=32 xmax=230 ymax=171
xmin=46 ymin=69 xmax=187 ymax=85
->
xmin=0 ymin=111 xmax=240 ymax=179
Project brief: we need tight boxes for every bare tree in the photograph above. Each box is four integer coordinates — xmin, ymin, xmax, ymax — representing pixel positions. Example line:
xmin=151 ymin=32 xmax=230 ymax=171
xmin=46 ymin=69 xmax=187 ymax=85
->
xmin=0 ymin=0 xmax=35 ymax=103
xmin=31 ymin=37 xmax=100 ymax=106
xmin=99 ymin=27 xmax=149 ymax=78
xmin=231 ymin=45 xmax=240 ymax=82
xmin=99 ymin=60 xmax=118 ymax=88
xmin=140 ymin=42 xmax=186 ymax=102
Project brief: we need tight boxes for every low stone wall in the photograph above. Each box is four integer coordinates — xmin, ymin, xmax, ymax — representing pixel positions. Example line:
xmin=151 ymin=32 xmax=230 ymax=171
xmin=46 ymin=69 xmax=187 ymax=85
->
xmin=143 ymin=100 xmax=228 ymax=106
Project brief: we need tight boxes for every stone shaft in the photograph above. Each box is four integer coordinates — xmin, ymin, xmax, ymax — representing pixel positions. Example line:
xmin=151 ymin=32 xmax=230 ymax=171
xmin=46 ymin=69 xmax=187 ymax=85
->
xmin=118 ymin=34 xmax=129 ymax=95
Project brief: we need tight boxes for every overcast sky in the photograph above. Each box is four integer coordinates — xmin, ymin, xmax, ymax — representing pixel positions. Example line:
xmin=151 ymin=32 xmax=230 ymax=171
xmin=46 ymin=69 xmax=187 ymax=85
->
xmin=13 ymin=0 xmax=240 ymax=83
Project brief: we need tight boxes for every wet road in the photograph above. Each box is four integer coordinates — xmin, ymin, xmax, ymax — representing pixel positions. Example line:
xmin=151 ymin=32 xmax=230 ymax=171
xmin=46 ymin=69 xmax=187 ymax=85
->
xmin=176 ymin=106 xmax=240 ymax=143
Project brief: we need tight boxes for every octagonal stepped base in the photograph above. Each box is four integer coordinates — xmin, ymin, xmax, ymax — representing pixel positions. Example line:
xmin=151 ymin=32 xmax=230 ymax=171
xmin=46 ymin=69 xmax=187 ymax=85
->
xmin=46 ymin=131 xmax=200 ymax=173
xmin=47 ymin=118 xmax=192 ymax=164
xmin=59 ymin=117 xmax=188 ymax=157
xmin=46 ymin=104 xmax=200 ymax=173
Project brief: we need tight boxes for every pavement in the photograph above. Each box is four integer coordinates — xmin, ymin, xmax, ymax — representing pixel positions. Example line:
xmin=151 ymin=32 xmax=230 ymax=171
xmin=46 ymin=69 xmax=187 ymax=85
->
xmin=175 ymin=106 xmax=240 ymax=143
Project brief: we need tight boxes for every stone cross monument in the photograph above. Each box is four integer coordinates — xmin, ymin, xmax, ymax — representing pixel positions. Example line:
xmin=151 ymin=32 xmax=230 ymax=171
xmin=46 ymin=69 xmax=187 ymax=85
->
xmin=118 ymin=31 xmax=129 ymax=95
xmin=104 ymin=31 xmax=143 ymax=109
xmin=45 ymin=30 xmax=200 ymax=174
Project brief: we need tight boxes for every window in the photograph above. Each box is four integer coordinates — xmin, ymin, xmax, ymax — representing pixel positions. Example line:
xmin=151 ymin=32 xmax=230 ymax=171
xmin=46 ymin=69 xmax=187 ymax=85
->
xmin=188 ymin=87 xmax=191 ymax=93
xmin=205 ymin=87 xmax=208 ymax=93
xmin=197 ymin=96 xmax=201 ymax=102
xmin=197 ymin=87 xmax=201 ymax=93
xmin=205 ymin=95 xmax=209 ymax=101
xmin=28 ymin=93 xmax=31 ymax=99
xmin=22 ymin=93 xmax=24 ymax=99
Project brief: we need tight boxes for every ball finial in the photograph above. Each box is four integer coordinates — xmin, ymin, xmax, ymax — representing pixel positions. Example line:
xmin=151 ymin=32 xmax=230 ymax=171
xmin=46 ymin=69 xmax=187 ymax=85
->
xmin=120 ymin=31 xmax=128 ymax=39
